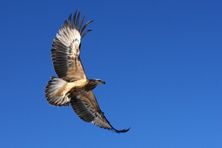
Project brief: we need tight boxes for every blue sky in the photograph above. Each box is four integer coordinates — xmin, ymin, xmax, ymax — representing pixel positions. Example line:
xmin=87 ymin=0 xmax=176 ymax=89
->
xmin=0 ymin=0 xmax=222 ymax=147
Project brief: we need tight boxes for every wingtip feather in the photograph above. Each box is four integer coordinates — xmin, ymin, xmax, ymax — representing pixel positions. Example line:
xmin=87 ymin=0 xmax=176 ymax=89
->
xmin=66 ymin=11 xmax=93 ymax=38
xmin=112 ymin=127 xmax=130 ymax=133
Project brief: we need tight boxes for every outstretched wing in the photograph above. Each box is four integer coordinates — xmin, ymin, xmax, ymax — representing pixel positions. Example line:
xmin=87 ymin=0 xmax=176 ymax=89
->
xmin=51 ymin=11 xmax=93 ymax=81
xmin=70 ymin=91 xmax=129 ymax=133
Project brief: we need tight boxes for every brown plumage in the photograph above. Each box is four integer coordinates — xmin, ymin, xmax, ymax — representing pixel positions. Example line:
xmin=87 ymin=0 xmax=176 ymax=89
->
xmin=45 ymin=11 xmax=129 ymax=133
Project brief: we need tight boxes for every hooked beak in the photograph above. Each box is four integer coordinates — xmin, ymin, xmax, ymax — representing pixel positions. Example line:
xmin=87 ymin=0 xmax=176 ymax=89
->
xmin=97 ymin=80 xmax=106 ymax=85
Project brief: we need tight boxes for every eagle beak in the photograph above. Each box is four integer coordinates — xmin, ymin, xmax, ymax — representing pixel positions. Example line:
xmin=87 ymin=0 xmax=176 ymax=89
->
xmin=98 ymin=80 xmax=106 ymax=85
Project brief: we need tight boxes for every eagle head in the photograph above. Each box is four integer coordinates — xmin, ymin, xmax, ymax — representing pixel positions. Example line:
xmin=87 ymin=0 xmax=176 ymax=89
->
xmin=85 ymin=79 xmax=105 ymax=91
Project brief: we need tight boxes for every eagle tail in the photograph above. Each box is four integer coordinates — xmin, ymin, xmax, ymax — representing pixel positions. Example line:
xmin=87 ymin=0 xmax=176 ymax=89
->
xmin=45 ymin=77 xmax=71 ymax=106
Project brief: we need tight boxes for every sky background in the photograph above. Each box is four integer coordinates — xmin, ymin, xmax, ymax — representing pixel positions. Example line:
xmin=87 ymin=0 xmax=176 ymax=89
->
xmin=0 ymin=0 xmax=222 ymax=147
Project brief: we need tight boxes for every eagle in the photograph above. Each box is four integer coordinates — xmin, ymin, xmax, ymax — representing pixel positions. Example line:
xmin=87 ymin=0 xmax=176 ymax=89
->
xmin=45 ymin=11 xmax=129 ymax=133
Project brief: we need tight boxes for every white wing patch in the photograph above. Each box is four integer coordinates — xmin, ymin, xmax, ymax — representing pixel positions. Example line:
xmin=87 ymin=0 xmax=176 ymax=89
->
xmin=56 ymin=27 xmax=81 ymax=56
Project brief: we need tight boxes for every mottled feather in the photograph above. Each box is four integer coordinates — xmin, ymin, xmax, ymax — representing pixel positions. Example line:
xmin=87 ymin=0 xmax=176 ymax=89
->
xmin=70 ymin=91 xmax=129 ymax=133
xmin=51 ymin=12 xmax=91 ymax=81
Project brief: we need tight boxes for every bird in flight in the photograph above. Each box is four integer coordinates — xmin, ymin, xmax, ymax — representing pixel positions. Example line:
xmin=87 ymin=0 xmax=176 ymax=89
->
xmin=45 ymin=11 xmax=129 ymax=133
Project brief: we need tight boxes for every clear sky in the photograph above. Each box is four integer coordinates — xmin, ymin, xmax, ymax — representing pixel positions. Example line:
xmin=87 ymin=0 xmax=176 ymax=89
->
xmin=0 ymin=0 xmax=222 ymax=147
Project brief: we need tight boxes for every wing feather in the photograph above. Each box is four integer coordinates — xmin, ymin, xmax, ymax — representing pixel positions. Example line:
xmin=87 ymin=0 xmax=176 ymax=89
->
xmin=51 ymin=11 xmax=92 ymax=81
xmin=70 ymin=91 xmax=129 ymax=133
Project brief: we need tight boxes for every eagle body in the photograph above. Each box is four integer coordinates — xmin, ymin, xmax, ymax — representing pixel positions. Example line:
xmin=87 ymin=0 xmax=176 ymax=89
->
xmin=45 ymin=11 xmax=129 ymax=133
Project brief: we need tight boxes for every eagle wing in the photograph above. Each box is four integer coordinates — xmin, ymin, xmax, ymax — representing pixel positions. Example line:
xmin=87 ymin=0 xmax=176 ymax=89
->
xmin=51 ymin=11 xmax=93 ymax=81
xmin=70 ymin=91 xmax=129 ymax=133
